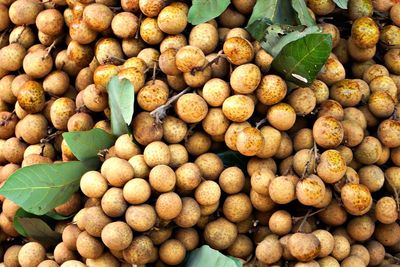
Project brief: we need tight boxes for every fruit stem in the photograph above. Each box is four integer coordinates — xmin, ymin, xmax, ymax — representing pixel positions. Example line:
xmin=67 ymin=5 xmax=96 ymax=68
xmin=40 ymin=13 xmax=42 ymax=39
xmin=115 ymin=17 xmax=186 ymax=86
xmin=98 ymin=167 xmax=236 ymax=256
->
xmin=191 ymin=49 xmax=224 ymax=75
xmin=43 ymin=36 xmax=63 ymax=59
xmin=104 ymin=56 xmax=126 ymax=65
xmin=296 ymin=209 xmax=311 ymax=233
xmin=292 ymin=208 xmax=325 ymax=224
xmin=13 ymin=25 xmax=27 ymax=44
xmin=385 ymin=253 xmax=400 ymax=264
xmin=40 ymin=130 xmax=62 ymax=144
xmin=0 ymin=110 xmax=15 ymax=126
xmin=255 ymin=118 xmax=267 ymax=129
xmin=150 ymin=87 xmax=191 ymax=124
xmin=135 ymin=13 xmax=143 ymax=39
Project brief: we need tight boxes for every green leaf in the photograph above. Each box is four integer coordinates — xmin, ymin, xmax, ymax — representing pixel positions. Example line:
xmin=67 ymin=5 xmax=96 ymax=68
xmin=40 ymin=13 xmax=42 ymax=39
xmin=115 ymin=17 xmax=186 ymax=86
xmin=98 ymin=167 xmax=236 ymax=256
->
xmin=188 ymin=0 xmax=230 ymax=25
xmin=16 ymin=217 xmax=61 ymax=246
xmin=272 ymin=33 xmax=332 ymax=86
xmin=107 ymin=76 xmax=135 ymax=136
xmin=216 ymin=150 xmax=248 ymax=172
xmin=247 ymin=0 xmax=296 ymax=26
xmin=45 ymin=210 xmax=74 ymax=220
xmin=261 ymin=25 xmax=321 ymax=57
xmin=246 ymin=17 xmax=272 ymax=41
xmin=185 ymin=245 xmax=242 ymax=267
xmin=0 ymin=159 xmax=99 ymax=215
xmin=291 ymin=0 xmax=316 ymax=26
xmin=63 ymin=128 xmax=116 ymax=161
xmin=333 ymin=0 xmax=348 ymax=9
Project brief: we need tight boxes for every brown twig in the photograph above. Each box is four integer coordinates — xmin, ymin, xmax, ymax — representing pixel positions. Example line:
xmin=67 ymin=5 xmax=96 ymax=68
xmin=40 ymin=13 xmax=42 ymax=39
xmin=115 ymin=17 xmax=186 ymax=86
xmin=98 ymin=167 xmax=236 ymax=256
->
xmin=296 ymin=210 xmax=311 ymax=233
xmin=190 ymin=50 xmax=224 ymax=75
xmin=255 ymin=118 xmax=267 ymax=129
xmin=292 ymin=208 xmax=325 ymax=224
xmin=0 ymin=111 xmax=16 ymax=126
xmin=385 ymin=253 xmax=400 ymax=264
xmin=40 ymin=131 xmax=62 ymax=144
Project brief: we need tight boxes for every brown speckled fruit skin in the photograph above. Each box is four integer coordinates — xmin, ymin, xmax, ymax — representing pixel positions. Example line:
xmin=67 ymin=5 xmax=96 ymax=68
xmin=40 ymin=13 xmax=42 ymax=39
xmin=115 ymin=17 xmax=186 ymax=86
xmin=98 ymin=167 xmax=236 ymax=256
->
xmin=377 ymin=119 xmax=400 ymax=148
xmin=223 ymin=37 xmax=254 ymax=65
xmin=204 ymin=217 xmax=238 ymax=250
xmin=50 ymin=97 xmax=76 ymax=131
xmin=288 ymin=233 xmax=321 ymax=262
xmin=256 ymin=75 xmax=287 ymax=105
xmin=222 ymin=95 xmax=254 ymax=123
xmin=317 ymin=150 xmax=346 ymax=184
xmin=175 ymin=93 xmax=208 ymax=123
xmin=330 ymin=79 xmax=362 ymax=107
xmin=313 ymin=116 xmax=344 ymax=148
xmin=17 ymin=80 xmax=46 ymax=113
xmin=296 ymin=174 xmax=326 ymax=206
xmin=341 ymin=183 xmax=372 ymax=216
xmin=123 ymin=236 xmax=154 ymax=265
xmin=175 ymin=46 xmax=206 ymax=73
xmin=351 ymin=17 xmax=380 ymax=48
xmin=355 ymin=136 xmax=383 ymax=165
xmin=236 ymin=127 xmax=264 ymax=156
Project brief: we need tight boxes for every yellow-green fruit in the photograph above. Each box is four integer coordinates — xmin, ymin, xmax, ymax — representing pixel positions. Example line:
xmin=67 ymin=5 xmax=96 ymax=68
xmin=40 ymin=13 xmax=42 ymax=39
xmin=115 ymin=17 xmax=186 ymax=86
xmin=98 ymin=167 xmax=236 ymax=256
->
xmin=50 ymin=98 xmax=76 ymax=131
xmin=348 ymin=0 xmax=373 ymax=20
xmin=307 ymin=0 xmax=336 ymax=15
xmin=17 ymin=81 xmax=45 ymax=114
xmin=351 ymin=17 xmax=380 ymax=48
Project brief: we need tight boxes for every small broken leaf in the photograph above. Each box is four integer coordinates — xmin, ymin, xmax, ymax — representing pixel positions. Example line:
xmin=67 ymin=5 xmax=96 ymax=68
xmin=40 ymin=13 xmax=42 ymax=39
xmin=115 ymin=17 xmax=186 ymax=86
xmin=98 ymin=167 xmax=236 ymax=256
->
xmin=333 ymin=0 xmax=348 ymax=9
xmin=247 ymin=0 xmax=296 ymax=26
xmin=188 ymin=0 xmax=230 ymax=25
xmin=292 ymin=0 xmax=317 ymax=26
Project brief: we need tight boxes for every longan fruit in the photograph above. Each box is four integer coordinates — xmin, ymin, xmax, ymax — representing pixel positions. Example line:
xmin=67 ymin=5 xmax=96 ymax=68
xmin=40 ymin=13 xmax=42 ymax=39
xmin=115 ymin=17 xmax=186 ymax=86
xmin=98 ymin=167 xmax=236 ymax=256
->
xmin=256 ymin=126 xmax=282 ymax=158
xmin=3 ymin=137 xmax=27 ymax=164
xmin=50 ymin=97 xmax=76 ymax=131
xmin=269 ymin=210 xmax=292 ymax=235
xmin=235 ymin=127 xmax=264 ymax=156
xmin=194 ymin=153 xmax=224 ymax=180
xmin=195 ymin=180 xmax=221 ymax=206
xmin=101 ymin=157 xmax=134 ymax=187
xmin=0 ymin=111 xmax=18 ymax=140
xmin=67 ymin=112 xmax=94 ymax=132
xmin=312 ymin=230 xmax=334 ymax=258
xmin=313 ymin=116 xmax=344 ymax=148
xmin=139 ymin=18 xmax=164 ymax=45
xmin=36 ymin=9 xmax=63 ymax=36
xmin=54 ymin=193 xmax=81 ymax=216
xmin=148 ymin=228 xmax=172 ymax=246
xmin=307 ymin=0 xmax=335 ymax=15
xmin=43 ymin=71 xmax=70 ymax=96
xmin=204 ymin=217 xmax=238 ymax=250
xmin=175 ymin=162 xmax=201 ymax=191
xmin=159 ymin=239 xmax=186 ymax=266
xmin=351 ymin=16 xmax=379 ymax=48
xmin=378 ymin=119 xmax=400 ymax=148
xmin=158 ymin=48 xmax=181 ymax=76
xmin=0 ymin=4 xmax=10 ymax=31
xmin=255 ymin=74 xmax=287 ymax=105
xmin=374 ymin=222 xmax=400 ymax=246
xmin=275 ymin=132 xmax=294 ymax=160
xmin=330 ymin=235 xmax=351 ymax=261
xmin=17 ymin=80 xmax=45 ymax=113
xmin=366 ymin=240 xmax=385 ymax=266
xmin=168 ymin=143 xmax=188 ymax=168
xmin=256 ymin=235 xmax=283 ymax=264
xmin=183 ymin=66 xmax=212 ymax=88
xmin=132 ymin=112 xmax=163 ymax=146
xmin=350 ymin=244 xmax=370 ymax=265
xmin=250 ymin=189 xmax=276 ymax=212
xmin=175 ymin=93 xmax=208 ymax=124
xmin=23 ymin=48 xmax=53 ymax=78
xmin=155 ymin=192 xmax=182 ymax=220
xmin=223 ymin=37 xmax=254 ymax=65
xmin=358 ymin=165 xmax=385 ymax=192
xmin=80 ymin=171 xmax=108 ymax=198
xmin=269 ymin=176 xmax=296 ymax=204
xmin=317 ymin=149 xmax=346 ymax=184
xmin=185 ymin=130 xmax=211 ymax=156
xmin=317 ymin=54 xmax=346 ymax=86
xmin=82 ymin=84 xmax=108 ymax=113
xmin=201 ymin=108 xmax=230 ymax=136
xmin=18 ymin=242 xmax=46 ymax=267
xmin=293 ymin=128 xmax=313 ymax=152
xmin=188 ymin=23 xmax=218 ymax=54
xmin=288 ymin=233 xmax=321 ymax=262
xmin=218 ymin=7 xmax=246 ymax=28
xmin=267 ymin=103 xmax=296 ymax=131
xmin=0 ymin=75 xmax=17 ymax=104
xmin=368 ymin=91 xmax=395 ymax=118
xmin=60 ymin=260 xmax=86 ymax=267
xmin=174 ymin=197 xmax=201 ymax=228
xmin=125 ymin=204 xmax=156 ymax=232
xmin=251 ymin=167 xmax=275 ymax=196
xmin=222 ymin=95 xmax=254 ymax=123
xmin=227 ymin=234 xmax=253 ymax=260
xmin=287 ymin=87 xmax=317 ymax=115
xmin=296 ymin=175 xmax=326 ymax=206
xmin=137 ymin=81 xmax=169 ymax=111
xmin=157 ymin=5 xmax=187 ymax=35
xmin=122 ymin=235 xmax=154 ymax=265
xmin=142 ymin=141 xmax=170 ymax=167
xmin=148 ymin=164 xmax=175 ymax=192
xmin=54 ymin=242 xmax=78 ymax=265
xmin=16 ymin=114 xmax=47 ymax=144
xmin=112 ymin=134 xmax=141 ymax=160
xmin=293 ymin=148 xmax=316 ymax=177
xmin=83 ymin=206 xmax=112 ymax=237
xmin=161 ymin=116 xmax=187 ymax=144
xmin=62 ymin=224 xmax=81 ymax=251
xmin=139 ymin=0 xmax=165 ymax=17
xmin=0 ymin=43 xmax=26 ymax=72
xmin=317 ymin=99 xmax=344 ymax=120
xmin=9 ymin=26 xmax=35 ymax=49
xmin=38 ymin=260 xmax=59 ymax=267
xmin=76 ymin=231 xmax=104 ymax=260
xmin=223 ymin=193 xmax=252 ymax=223
xmin=101 ymin=221 xmax=133 ymax=251
xmin=346 ymin=215 xmax=375 ymax=241
xmin=101 ymin=188 xmax=127 ymax=217
xmin=341 ymin=183 xmax=372 ymax=216
xmin=385 ymin=167 xmax=400 ymax=192
xmin=230 ymin=63 xmax=261 ymax=95
xmin=354 ymin=136 xmax=383 ymax=165
xmin=341 ymin=120 xmax=364 ymax=147
xmin=200 ymin=201 xmax=219 ymax=216
xmin=363 ymin=63 xmax=389 ymax=83
xmin=4 ymin=244 xmax=21 ymax=266
xmin=8 ymin=0 xmax=43 ymax=25
xmin=2 ymin=198 xmax=19 ymax=220
xmin=175 ymin=45 xmax=206 ymax=73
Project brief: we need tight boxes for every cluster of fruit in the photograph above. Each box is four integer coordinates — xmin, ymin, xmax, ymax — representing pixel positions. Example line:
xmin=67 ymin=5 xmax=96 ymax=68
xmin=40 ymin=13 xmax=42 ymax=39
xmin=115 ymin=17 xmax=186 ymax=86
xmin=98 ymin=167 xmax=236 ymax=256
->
xmin=1 ymin=0 xmax=400 ymax=266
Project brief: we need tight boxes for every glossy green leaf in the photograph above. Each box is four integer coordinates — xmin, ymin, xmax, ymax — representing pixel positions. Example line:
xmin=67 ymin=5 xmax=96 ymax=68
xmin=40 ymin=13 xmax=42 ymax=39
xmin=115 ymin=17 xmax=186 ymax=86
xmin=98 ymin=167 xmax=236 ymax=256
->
xmin=0 ymin=159 xmax=99 ymax=215
xmin=217 ymin=150 xmax=248 ymax=172
xmin=246 ymin=17 xmax=272 ymax=41
xmin=333 ymin=0 xmax=348 ymax=9
xmin=107 ymin=76 xmax=135 ymax=136
xmin=185 ymin=245 xmax=242 ymax=267
xmin=247 ymin=0 xmax=296 ymax=26
xmin=272 ymin=33 xmax=332 ymax=86
xmin=292 ymin=0 xmax=316 ymax=26
xmin=63 ymin=128 xmax=116 ymax=161
xmin=188 ymin=0 xmax=230 ymax=25
xmin=45 ymin=210 xmax=74 ymax=220
xmin=262 ymin=25 xmax=321 ymax=57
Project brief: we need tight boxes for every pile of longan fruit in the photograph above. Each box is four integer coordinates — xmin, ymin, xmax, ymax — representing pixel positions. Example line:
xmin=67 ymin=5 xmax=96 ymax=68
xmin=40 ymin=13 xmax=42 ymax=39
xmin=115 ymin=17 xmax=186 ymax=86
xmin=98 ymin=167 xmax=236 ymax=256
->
xmin=1 ymin=0 xmax=400 ymax=266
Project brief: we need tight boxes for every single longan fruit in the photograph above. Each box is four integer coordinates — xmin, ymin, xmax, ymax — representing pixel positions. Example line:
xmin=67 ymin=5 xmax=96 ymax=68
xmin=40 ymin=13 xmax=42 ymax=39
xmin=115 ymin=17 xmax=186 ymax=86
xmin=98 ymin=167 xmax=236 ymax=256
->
xmin=83 ymin=207 xmax=112 ymax=237
xmin=23 ymin=49 xmax=53 ymax=78
xmin=4 ymin=245 xmax=21 ymax=267
xmin=3 ymin=137 xmax=27 ymax=164
xmin=50 ymin=97 xmax=76 ymax=131
xmin=101 ymin=187 xmax=127 ymax=218
xmin=269 ymin=176 xmax=296 ymax=204
xmin=251 ymin=167 xmax=275 ymax=196
xmin=368 ymin=91 xmax=395 ymax=118
xmin=17 ymin=80 xmax=45 ymax=114
xmin=204 ymin=218 xmax=238 ymax=250
xmin=82 ymin=3 xmax=113 ymax=32
xmin=227 ymin=234 xmax=253 ymax=260
xmin=43 ymin=71 xmax=70 ymax=96
xmin=101 ymin=221 xmax=132 ymax=251
xmin=62 ymin=224 xmax=81 ymax=251
xmin=330 ymin=79 xmax=362 ymax=107
xmin=159 ymin=239 xmax=186 ymax=266
xmin=378 ymin=119 xmax=400 ymax=148
xmin=317 ymin=149 xmax=346 ymax=184
xmin=162 ymin=116 xmax=187 ymax=144
xmin=0 ymin=43 xmax=26 ymax=72
xmin=223 ymin=193 xmax=252 ymax=223
xmin=143 ymin=141 xmax=171 ymax=167
xmin=174 ymin=197 xmax=201 ymax=228
xmin=269 ymin=210 xmax=292 ymax=235
xmin=175 ymin=93 xmax=208 ymax=123
xmin=155 ymin=192 xmax=182 ymax=220
xmin=347 ymin=215 xmax=375 ymax=242
xmin=256 ymin=235 xmax=283 ymax=264
xmin=125 ymin=204 xmax=156 ymax=232
xmin=202 ymin=108 xmax=230 ymax=136
xmin=317 ymin=55 xmax=346 ymax=86
xmin=148 ymin=227 xmax=173 ymax=246
xmin=195 ymin=180 xmax=221 ymax=206
xmin=9 ymin=26 xmax=35 ymax=49
xmin=236 ymin=127 xmax=264 ymax=156
xmin=9 ymin=0 xmax=43 ymax=25
xmin=76 ymin=231 xmax=104 ymax=259
xmin=354 ymin=136 xmax=383 ymax=165
xmin=359 ymin=165 xmax=384 ymax=193
xmin=175 ymin=45 xmax=206 ymax=73
xmin=158 ymin=48 xmax=181 ymax=76
xmin=114 ymin=134 xmax=141 ymax=160
xmin=123 ymin=235 xmax=154 ymax=265
xmin=250 ymin=189 xmax=276 ymax=212
xmin=317 ymin=100 xmax=344 ymax=121
xmin=18 ymin=242 xmax=46 ymax=267
xmin=149 ymin=164 xmax=176 ymax=192
xmin=275 ymin=132 xmax=294 ymax=159
xmin=82 ymin=84 xmax=108 ymax=112
xmin=36 ymin=9 xmax=63 ymax=36
xmin=366 ymin=240 xmax=385 ymax=266
xmin=132 ymin=112 xmax=163 ymax=146
xmin=158 ymin=5 xmax=187 ymax=35
xmin=174 ymin=162 xmax=201 ymax=191
xmin=230 ymin=63 xmax=261 ymax=94
xmin=331 ymin=235 xmax=351 ymax=261
xmin=296 ymin=175 xmax=326 ymax=206
xmin=350 ymin=244 xmax=370 ymax=265
xmin=112 ymin=12 xmax=138 ymax=39
xmin=223 ymin=37 xmax=254 ymax=65
xmin=352 ymin=17 xmax=380 ymax=48
xmin=194 ymin=152 xmax=224 ymax=180
xmin=313 ymin=230 xmax=334 ymax=257
xmin=313 ymin=116 xmax=344 ymax=148
xmin=139 ymin=0 xmax=165 ymax=17
xmin=288 ymin=233 xmax=321 ymax=262
xmin=257 ymin=125 xmax=282 ymax=158
xmin=183 ymin=65 xmax=212 ymax=88
xmin=185 ymin=131 xmax=211 ymax=156
xmin=267 ymin=103 xmax=296 ymax=131
xmin=80 ymin=171 xmax=108 ymax=198
xmin=189 ymin=23 xmax=218 ymax=54
xmin=101 ymin=157 xmax=134 ymax=187
xmin=54 ymin=192 xmax=81 ymax=216
xmin=287 ymin=87 xmax=317 ymax=116
xmin=54 ymin=242 xmax=78 ymax=265
xmin=222 ymin=95 xmax=254 ymax=122
xmin=307 ymin=0 xmax=335 ymax=15
xmin=341 ymin=183 xmax=372 ymax=216
xmin=375 ymin=196 xmax=398 ymax=224
xmin=0 ymin=111 xmax=18 ymax=139
xmin=67 ymin=112 xmax=94 ymax=132
xmin=16 ymin=114 xmax=48 ymax=144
